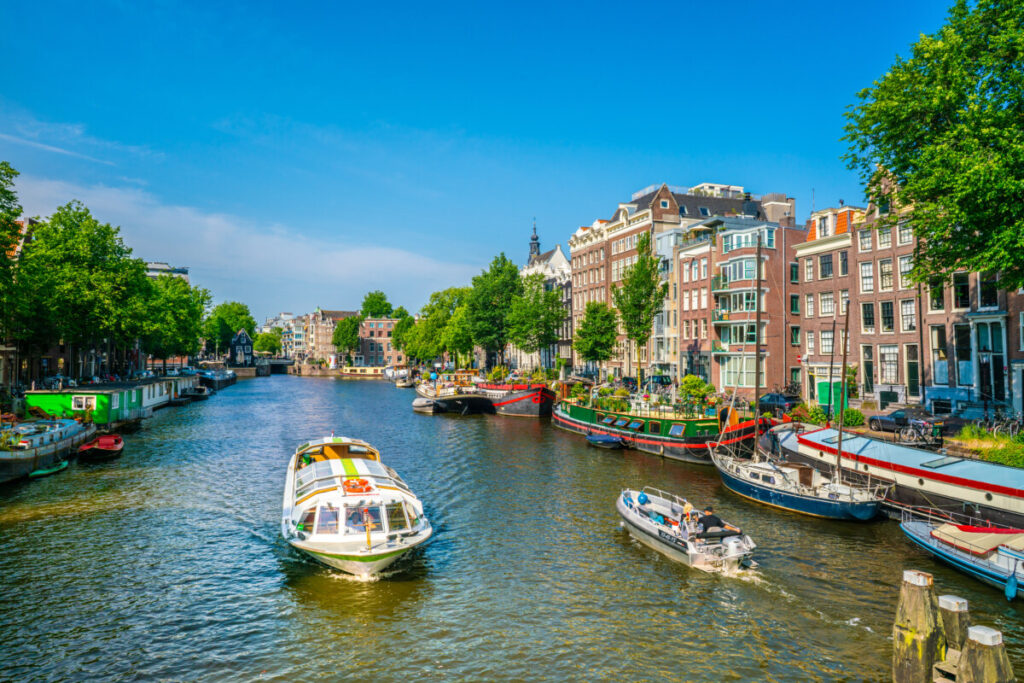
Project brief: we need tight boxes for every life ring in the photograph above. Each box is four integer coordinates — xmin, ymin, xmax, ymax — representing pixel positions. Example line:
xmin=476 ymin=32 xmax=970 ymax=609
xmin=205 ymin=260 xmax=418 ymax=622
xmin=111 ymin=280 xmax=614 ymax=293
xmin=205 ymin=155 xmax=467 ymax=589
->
xmin=343 ymin=478 xmax=373 ymax=494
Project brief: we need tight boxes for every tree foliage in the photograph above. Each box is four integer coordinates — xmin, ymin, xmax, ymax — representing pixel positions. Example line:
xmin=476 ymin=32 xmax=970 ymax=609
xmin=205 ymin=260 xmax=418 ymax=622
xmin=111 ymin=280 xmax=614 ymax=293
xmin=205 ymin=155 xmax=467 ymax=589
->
xmin=253 ymin=332 xmax=282 ymax=355
xmin=611 ymin=231 xmax=667 ymax=371
xmin=331 ymin=315 xmax=362 ymax=359
xmin=507 ymin=273 xmax=565 ymax=355
xmin=143 ymin=275 xmax=210 ymax=361
xmin=573 ymin=302 xmax=618 ymax=364
xmin=392 ymin=315 xmax=416 ymax=352
xmin=392 ymin=305 xmax=410 ymax=319
xmin=203 ymin=301 xmax=256 ymax=353
xmin=842 ymin=0 xmax=1024 ymax=287
xmin=0 ymin=162 xmax=23 ymax=348
xmin=466 ymin=253 xmax=522 ymax=359
xmin=360 ymin=290 xmax=393 ymax=318
xmin=406 ymin=287 xmax=470 ymax=362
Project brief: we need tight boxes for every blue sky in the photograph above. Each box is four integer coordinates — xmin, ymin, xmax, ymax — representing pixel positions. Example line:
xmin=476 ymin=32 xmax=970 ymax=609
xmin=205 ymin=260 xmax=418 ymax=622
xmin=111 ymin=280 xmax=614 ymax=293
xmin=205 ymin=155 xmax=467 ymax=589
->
xmin=2 ymin=1 xmax=951 ymax=321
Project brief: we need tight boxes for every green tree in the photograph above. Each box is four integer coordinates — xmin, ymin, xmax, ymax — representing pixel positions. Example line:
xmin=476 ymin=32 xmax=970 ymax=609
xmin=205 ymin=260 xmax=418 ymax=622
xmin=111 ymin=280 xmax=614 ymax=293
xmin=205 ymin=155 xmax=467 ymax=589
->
xmin=413 ymin=287 xmax=471 ymax=363
xmin=253 ymin=332 xmax=283 ymax=356
xmin=392 ymin=315 xmax=416 ymax=352
xmin=678 ymin=375 xmax=714 ymax=404
xmin=0 ymin=162 xmax=23 ymax=369
xmin=611 ymin=232 xmax=667 ymax=380
xmin=442 ymin=303 xmax=475 ymax=368
xmin=142 ymin=275 xmax=210 ymax=370
xmin=507 ymin=273 xmax=565 ymax=362
xmin=573 ymin=302 xmax=618 ymax=369
xmin=203 ymin=301 xmax=256 ymax=355
xmin=360 ymin=290 xmax=393 ymax=318
xmin=842 ymin=0 xmax=1024 ymax=287
xmin=392 ymin=305 xmax=410 ymax=319
xmin=332 ymin=315 xmax=362 ymax=364
xmin=466 ymin=253 xmax=522 ymax=367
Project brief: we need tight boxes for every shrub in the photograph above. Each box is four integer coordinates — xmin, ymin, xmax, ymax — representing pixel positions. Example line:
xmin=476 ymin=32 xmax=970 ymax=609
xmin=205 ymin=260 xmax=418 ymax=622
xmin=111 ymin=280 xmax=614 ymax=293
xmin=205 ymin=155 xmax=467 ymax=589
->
xmin=842 ymin=408 xmax=865 ymax=427
xmin=570 ymin=383 xmax=588 ymax=400
xmin=598 ymin=387 xmax=612 ymax=397
xmin=789 ymin=403 xmax=811 ymax=422
xmin=806 ymin=405 xmax=829 ymax=425
xmin=614 ymin=388 xmax=630 ymax=398
xmin=487 ymin=366 xmax=509 ymax=381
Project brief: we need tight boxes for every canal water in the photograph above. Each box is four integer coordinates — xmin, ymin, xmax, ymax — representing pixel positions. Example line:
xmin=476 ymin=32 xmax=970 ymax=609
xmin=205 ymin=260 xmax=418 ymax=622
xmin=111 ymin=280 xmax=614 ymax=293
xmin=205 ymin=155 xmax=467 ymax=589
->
xmin=2 ymin=376 xmax=1022 ymax=681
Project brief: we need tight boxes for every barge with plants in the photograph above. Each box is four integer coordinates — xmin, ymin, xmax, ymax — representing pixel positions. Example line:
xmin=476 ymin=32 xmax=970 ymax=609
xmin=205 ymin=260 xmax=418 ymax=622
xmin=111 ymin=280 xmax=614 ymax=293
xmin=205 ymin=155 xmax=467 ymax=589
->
xmin=0 ymin=418 xmax=97 ymax=484
xmin=475 ymin=382 xmax=555 ymax=418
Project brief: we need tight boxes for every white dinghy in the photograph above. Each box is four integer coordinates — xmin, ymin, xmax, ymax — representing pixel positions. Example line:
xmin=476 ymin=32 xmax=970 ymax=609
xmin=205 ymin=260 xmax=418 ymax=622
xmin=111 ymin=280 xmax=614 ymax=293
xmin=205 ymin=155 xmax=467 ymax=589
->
xmin=281 ymin=436 xmax=432 ymax=577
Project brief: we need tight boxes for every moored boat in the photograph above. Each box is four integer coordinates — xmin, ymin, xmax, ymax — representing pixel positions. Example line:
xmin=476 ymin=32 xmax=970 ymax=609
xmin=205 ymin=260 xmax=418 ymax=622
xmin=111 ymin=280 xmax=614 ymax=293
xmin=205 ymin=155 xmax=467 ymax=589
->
xmin=476 ymin=382 xmax=555 ymax=418
xmin=586 ymin=434 xmax=625 ymax=449
xmin=415 ymin=381 xmax=494 ymax=415
xmin=29 ymin=459 xmax=69 ymax=478
xmin=395 ymin=378 xmax=415 ymax=389
xmin=281 ymin=436 xmax=432 ymax=577
xmin=0 ymin=419 xmax=96 ymax=484
xmin=78 ymin=434 xmax=125 ymax=461
xmin=616 ymin=486 xmax=756 ymax=572
xmin=185 ymin=385 xmax=212 ymax=401
xmin=900 ymin=508 xmax=1024 ymax=600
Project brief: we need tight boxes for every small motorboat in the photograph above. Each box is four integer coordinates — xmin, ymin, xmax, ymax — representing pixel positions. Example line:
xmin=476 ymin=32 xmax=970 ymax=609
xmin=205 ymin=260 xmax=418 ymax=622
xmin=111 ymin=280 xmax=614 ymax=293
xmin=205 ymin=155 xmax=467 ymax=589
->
xmin=78 ymin=434 xmax=125 ymax=461
xmin=29 ymin=459 xmax=68 ymax=478
xmin=412 ymin=397 xmax=445 ymax=414
xmin=395 ymin=378 xmax=415 ymax=389
xmin=185 ymin=385 xmax=212 ymax=401
xmin=616 ymin=486 xmax=756 ymax=573
xmin=586 ymin=434 xmax=625 ymax=450
xmin=281 ymin=436 xmax=433 ymax=577
xmin=900 ymin=508 xmax=1024 ymax=600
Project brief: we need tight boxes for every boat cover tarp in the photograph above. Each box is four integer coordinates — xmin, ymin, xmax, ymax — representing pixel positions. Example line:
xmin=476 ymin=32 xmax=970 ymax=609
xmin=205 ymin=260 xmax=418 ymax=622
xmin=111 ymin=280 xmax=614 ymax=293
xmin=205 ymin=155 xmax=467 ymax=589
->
xmin=931 ymin=523 xmax=1024 ymax=555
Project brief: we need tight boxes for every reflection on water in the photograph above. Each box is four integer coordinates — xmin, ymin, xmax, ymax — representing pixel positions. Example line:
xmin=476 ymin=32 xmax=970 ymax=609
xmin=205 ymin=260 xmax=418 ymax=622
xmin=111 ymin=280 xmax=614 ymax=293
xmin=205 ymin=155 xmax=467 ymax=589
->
xmin=1 ymin=375 xmax=1022 ymax=681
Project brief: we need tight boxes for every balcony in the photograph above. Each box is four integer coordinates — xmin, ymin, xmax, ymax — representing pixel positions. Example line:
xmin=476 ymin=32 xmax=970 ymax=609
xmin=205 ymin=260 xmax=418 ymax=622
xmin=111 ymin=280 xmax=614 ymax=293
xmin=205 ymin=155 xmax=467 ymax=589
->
xmin=712 ymin=308 xmax=731 ymax=322
xmin=711 ymin=340 xmax=729 ymax=353
xmin=711 ymin=275 xmax=729 ymax=292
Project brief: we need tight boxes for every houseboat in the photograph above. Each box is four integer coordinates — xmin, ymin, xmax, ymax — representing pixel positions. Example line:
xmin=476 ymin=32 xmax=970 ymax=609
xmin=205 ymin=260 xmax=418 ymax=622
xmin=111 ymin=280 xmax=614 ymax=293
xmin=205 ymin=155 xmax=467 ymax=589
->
xmin=0 ymin=418 xmax=96 ymax=484
xmin=476 ymin=381 xmax=556 ymax=418
xmin=772 ymin=424 xmax=1024 ymax=528
xmin=25 ymin=383 xmax=154 ymax=431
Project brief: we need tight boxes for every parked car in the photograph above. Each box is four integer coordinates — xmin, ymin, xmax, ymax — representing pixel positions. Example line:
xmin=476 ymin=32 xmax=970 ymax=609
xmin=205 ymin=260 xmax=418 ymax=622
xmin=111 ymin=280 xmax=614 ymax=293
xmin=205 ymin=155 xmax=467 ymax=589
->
xmin=619 ymin=377 xmax=638 ymax=392
xmin=868 ymin=407 xmax=945 ymax=434
xmin=757 ymin=392 xmax=800 ymax=416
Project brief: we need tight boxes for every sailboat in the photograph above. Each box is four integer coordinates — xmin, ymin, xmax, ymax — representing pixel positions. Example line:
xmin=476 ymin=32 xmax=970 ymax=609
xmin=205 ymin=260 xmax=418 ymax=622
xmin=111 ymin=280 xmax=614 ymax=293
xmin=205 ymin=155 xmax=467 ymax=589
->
xmin=709 ymin=257 xmax=887 ymax=520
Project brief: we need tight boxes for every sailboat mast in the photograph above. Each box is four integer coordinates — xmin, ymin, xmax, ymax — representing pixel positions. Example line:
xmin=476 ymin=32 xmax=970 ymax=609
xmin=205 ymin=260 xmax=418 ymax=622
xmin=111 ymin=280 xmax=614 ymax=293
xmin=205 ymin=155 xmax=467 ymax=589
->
xmin=835 ymin=304 xmax=851 ymax=483
xmin=754 ymin=231 xmax=762 ymax=434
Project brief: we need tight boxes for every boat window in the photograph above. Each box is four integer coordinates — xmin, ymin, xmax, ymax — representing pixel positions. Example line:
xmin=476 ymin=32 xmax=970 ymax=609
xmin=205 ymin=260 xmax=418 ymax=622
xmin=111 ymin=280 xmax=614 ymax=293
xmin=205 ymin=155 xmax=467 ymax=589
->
xmin=349 ymin=445 xmax=370 ymax=454
xmin=405 ymin=503 xmax=419 ymax=526
xmin=920 ymin=456 xmax=964 ymax=469
xmin=648 ymin=421 xmax=661 ymax=435
xmin=601 ymin=416 xmax=616 ymax=425
xmin=748 ymin=472 xmax=760 ymax=480
xmin=614 ymin=418 xmax=629 ymax=427
xmin=628 ymin=421 xmax=644 ymax=430
xmin=344 ymin=506 xmax=383 ymax=532
xmin=763 ymin=476 xmax=775 ymax=485
xmin=297 ymin=508 xmax=316 ymax=533
xmin=386 ymin=502 xmax=409 ymax=531
xmin=316 ymin=504 xmax=340 ymax=534
xmin=668 ymin=424 xmax=685 ymax=437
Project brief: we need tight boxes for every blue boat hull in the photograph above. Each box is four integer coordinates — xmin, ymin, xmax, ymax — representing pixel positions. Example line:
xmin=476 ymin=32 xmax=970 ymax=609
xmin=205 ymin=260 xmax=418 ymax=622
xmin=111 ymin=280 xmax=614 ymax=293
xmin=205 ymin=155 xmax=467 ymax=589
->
xmin=716 ymin=464 xmax=881 ymax=521
xmin=901 ymin=523 xmax=1023 ymax=600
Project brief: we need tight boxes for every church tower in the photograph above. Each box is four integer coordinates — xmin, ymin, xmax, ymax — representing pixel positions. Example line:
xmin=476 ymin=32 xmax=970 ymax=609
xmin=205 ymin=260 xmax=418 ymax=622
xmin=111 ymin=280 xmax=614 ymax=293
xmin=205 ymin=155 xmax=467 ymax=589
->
xmin=528 ymin=218 xmax=540 ymax=263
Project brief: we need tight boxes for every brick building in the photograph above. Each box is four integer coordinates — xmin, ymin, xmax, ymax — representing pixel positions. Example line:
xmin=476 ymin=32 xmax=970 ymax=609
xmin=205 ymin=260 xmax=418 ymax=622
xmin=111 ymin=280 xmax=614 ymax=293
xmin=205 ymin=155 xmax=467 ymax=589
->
xmin=303 ymin=308 xmax=358 ymax=362
xmin=357 ymin=318 xmax=404 ymax=367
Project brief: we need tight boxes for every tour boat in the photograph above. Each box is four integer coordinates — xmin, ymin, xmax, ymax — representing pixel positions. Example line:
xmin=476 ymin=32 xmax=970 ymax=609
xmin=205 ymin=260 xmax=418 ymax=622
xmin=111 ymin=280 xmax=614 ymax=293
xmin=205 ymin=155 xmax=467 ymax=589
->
xmin=710 ymin=440 xmax=886 ymax=520
xmin=616 ymin=486 xmax=756 ymax=572
xmin=78 ymin=434 xmax=125 ymax=461
xmin=900 ymin=508 xmax=1024 ymax=600
xmin=773 ymin=425 xmax=1024 ymax=528
xmin=281 ymin=436 xmax=432 ymax=577
xmin=0 ymin=419 xmax=96 ymax=484
xmin=475 ymin=382 xmax=556 ymax=418
xmin=554 ymin=401 xmax=763 ymax=464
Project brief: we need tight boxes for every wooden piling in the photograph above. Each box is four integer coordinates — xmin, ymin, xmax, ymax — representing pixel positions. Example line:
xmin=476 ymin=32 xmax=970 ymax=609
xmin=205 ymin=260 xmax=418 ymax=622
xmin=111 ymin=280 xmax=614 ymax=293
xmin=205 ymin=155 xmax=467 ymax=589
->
xmin=938 ymin=595 xmax=971 ymax=651
xmin=893 ymin=570 xmax=946 ymax=683
xmin=958 ymin=626 xmax=1016 ymax=683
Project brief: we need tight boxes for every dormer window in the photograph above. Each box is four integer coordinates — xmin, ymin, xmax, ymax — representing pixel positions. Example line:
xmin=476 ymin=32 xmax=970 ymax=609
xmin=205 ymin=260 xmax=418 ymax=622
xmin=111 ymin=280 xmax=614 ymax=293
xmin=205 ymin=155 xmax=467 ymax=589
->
xmin=679 ymin=205 xmax=688 ymax=216
xmin=660 ymin=200 xmax=669 ymax=208
xmin=699 ymin=207 xmax=710 ymax=217
xmin=818 ymin=215 xmax=831 ymax=237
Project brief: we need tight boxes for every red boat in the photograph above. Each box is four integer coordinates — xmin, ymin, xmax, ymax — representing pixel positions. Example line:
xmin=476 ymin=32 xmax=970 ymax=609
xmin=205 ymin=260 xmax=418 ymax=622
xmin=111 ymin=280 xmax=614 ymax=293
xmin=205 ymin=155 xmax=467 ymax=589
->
xmin=78 ymin=434 xmax=125 ymax=461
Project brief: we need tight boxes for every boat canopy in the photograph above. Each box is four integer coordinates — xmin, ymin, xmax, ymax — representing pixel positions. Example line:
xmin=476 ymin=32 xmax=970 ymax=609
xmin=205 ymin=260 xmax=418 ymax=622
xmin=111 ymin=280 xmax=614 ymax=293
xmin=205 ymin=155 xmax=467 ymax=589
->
xmin=931 ymin=523 xmax=1024 ymax=556
xmin=295 ymin=456 xmax=410 ymax=503
xmin=295 ymin=436 xmax=380 ymax=462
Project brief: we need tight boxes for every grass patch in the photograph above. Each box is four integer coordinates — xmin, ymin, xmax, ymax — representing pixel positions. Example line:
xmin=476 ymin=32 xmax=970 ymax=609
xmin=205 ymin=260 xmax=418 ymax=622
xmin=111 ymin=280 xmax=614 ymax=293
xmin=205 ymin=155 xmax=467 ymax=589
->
xmin=953 ymin=426 xmax=1024 ymax=468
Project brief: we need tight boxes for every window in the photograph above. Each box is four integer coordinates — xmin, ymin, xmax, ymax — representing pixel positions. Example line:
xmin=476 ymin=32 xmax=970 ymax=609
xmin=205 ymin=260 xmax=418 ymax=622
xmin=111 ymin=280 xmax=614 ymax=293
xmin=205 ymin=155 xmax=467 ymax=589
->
xmin=860 ymin=262 xmax=874 ymax=292
xmin=72 ymin=396 xmax=97 ymax=411
xmin=839 ymin=251 xmax=848 ymax=277
xmin=805 ymin=294 xmax=814 ymax=317
xmin=818 ymin=215 xmax=831 ymax=237
xmin=840 ymin=289 xmax=849 ymax=315
xmin=862 ymin=346 xmax=875 ymax=394
xmin=980 ymin=271 xmax=998 ymax=308
xmin=881 ymin=301 xmax=895 ymax=332
xmin=660 ymin=199 xmax=669 ymax=208
xmin=931 ymin=326 xmax=948 ymax=385
xmin=316 ymin=504 xmax=340 ymax=534
xmin=898 ymin=256 xmax=913 ymax=289
xmin=683 ymin=260 xmax=689 ymax=283
xmin=929 ymin=279 xmax=945 ymax=312
xmin=821 ymin=329 xmax=834 ymax=354
xmin=790 ymin=262 xmax=799 ymax=283
xmin=954 ymin=323 xmax=972 ymax=385
xmin=700 ymin=320 xmax=707 ymax=339
xmin=683 ymin=292 xmax=690 ymax=311
xmin=906 ymin=344 xmax=920 ymax=397
xmin=820 ymin=292 xmax=835 ymax=316
xmin=345 ymin=505 xmax=382 ymax=532
xmin=1020 ymin=312 xmax=1024 ymax=352
xmin=898 ymin=223 xmax=913 ymax=245
xmin=691 ymin=261 xmax=698 ymax=281
xmin=700 ymin=258 xmax=708 ymax=278
xmin=696 ymin=206 xmax=710 ymax=217
xmin=700 ymin=288 xmax=707 ymax=309
xmin=791 ymin=326 xmax=801 ymax=345
xmin=953 ymin=272 xmax=970 ymax=308
xmin=878 ymin=227 xmax=892 ymax=248
xmin=790 ymin=294 xmax=800 ymax=315
xmin=900 ymin=299 xmax=916 ymax=331
xmin=807 ymin=331 xmax=815 ymax=355
xmin=879 ymin=345 xmax=899 ymax=383
xmin=879 ymin=259 xmax=894 ymax=291
xmin=819 ymin=254 xmax=833 ymax=279
xmin=805 ymin=258 xmax=813 ymax=282
xmin=859 ymin=230 xmax=872 ymax=251
xmin=386 ymin=502 xmax=409 ymax=531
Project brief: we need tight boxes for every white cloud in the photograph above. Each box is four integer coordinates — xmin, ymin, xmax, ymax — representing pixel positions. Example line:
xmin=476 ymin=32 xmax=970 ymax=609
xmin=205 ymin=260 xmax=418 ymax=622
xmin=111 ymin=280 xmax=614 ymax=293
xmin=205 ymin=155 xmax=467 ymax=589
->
xmin=17 ymin=175 xmax=480 ymax=318
xmin=0 ymin=107 xmax=160 ymax=165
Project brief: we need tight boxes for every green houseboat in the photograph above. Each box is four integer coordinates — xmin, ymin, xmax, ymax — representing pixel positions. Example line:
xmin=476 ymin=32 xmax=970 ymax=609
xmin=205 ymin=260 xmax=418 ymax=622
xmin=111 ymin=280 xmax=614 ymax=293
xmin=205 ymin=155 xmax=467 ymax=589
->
xmin=26 ymin=384 xmax=152 ymax=429
xmin=553 ymin=401 xmax=761 ymax=464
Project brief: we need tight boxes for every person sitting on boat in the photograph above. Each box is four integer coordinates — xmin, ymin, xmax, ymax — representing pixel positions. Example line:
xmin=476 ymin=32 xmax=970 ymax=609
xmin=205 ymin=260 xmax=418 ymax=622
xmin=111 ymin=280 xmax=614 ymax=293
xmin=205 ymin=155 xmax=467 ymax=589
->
xmin=346 ymin=508 xmax=365 ymax=531
xmin=697 ymin=506 xmax=724 ymax=532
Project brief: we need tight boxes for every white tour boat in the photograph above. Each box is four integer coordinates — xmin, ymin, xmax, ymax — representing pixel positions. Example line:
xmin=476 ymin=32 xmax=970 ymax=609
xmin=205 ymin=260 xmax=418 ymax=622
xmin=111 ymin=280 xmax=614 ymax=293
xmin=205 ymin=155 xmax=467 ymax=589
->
xmin=616 ymin=486 xmax=757 ymax=573
xmin=281 ymin=436 xmax=432 ymax=577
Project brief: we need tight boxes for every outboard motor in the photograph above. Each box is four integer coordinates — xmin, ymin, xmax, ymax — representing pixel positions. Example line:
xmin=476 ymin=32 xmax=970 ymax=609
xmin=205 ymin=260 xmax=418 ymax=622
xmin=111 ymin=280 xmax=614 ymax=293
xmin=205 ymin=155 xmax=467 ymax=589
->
xmin=721 ymin=535 xmax=745 ymax=558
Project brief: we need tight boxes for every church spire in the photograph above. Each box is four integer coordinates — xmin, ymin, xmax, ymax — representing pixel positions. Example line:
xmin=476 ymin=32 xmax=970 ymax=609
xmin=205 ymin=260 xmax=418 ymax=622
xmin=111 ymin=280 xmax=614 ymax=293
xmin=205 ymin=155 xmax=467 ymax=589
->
xmin=529 ymin=217 xmax=540 ymax=262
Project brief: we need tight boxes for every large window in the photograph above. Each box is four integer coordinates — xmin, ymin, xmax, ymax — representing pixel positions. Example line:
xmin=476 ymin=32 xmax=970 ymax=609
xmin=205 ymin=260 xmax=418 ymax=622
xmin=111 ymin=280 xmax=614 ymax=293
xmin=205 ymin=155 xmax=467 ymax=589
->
xmin=898 ymin=223 xmax=913 ymax=245
xmin=929 ymin=279 xmax=945 ymax=312
xmin=805 ymin=258 xmax=813 ymax=282
xmin=860 ymin=262 xmax=874 ymax=292
xmin=954 ymin=323 xmax=972 ymax=386
xmin=980 ymin=271 xmax=999 ymax=308
xmin=931 ymin=326 xmax=948 ymax=385
xmin=790 ymin=262 xmax=799 ymax=283
xmin=819 ymin=254 xmax=833 ymax=279
xmin=881 ymin=301 xmax=895 ymax=332
xmin=862 ymin=302 xmax=875 ymax=333
xmin=900 ymin=299 xmax=916 ymax=332
xmin=821 ymin=329 xmax=834 ymax=355
xmin=878 ymin=227 xmax=892 ymax=248
xmin=862 ymin=346 xmax=874 ymax=394
xmin=719 ymin=355 xmax=766 ymax=388
xmin=806 ymin=331 xmax=815 ymax=355
xmin=898 ymin=256 xmax=913 ymax=289
xmin=953 ymin=272 xmax=970 ymax=308
xmin=879 ymin=345 xmax=899 ymax=383
xmin=906 ymin=344 xmax=920 ymax=397
xmin=840 ymin=289 xmax=849 ymax=315
xmin=839 ymin=250 xmax=848 ymax=276
xmin=805 ymin=293 xmax=814 ymax=317
xmin=859 ymin=230 xmax=872 ymax=251
xmin=879 ymin=259 xmax=894 ymax=291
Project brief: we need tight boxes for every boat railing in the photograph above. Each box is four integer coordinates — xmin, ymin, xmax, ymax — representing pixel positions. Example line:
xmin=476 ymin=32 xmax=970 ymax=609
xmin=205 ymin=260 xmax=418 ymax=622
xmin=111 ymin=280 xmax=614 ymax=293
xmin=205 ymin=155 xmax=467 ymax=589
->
xmin=901 ymin=507 xmax=1015 ymax=560
xmin=898 ymin=503 xmax=1016 ymax=531
xmin=640 ymin=485 xmax=690 ymax=510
